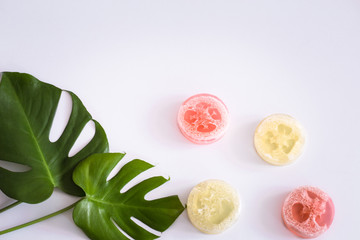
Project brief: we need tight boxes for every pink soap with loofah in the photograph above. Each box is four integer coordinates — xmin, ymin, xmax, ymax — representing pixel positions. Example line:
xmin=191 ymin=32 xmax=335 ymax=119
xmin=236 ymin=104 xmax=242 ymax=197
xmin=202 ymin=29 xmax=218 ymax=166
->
xmin=282 ymin=186 xmax=335 ymax=238
xmin=177 ymin=93 xmax=229 ymax=144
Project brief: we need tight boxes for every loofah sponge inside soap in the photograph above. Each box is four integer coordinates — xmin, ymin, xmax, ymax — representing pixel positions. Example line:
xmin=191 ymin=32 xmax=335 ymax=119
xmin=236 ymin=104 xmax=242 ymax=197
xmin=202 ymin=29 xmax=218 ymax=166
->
xmin=282 ymin=186 xmax=335 ymax=238
xmin=177 ymin=94 xmax=229 ymax=144
xmin=187 ymin=179 xmax=240 ymax=234
xmin=254 ymin=114 xmax=305 ymax=165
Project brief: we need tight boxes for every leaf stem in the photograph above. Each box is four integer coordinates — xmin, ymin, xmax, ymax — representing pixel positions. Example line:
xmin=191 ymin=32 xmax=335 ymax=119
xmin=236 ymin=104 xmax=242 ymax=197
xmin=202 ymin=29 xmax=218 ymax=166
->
xmin=0 ymin=201 xmax=22 ymax=214
xmin=0 ymin=199 xmax=81 ymax=235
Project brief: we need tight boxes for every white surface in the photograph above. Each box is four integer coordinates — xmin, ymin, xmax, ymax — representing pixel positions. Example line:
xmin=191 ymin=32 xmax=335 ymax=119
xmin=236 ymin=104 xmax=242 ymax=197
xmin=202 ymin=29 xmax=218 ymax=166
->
xmin=0 ymin=0 xmax=360 ymax=239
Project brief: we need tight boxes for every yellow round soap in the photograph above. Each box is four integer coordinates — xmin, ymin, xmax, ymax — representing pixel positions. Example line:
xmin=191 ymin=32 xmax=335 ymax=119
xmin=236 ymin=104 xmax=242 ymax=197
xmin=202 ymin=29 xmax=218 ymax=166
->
xmin=187 ymin=179 xmax=240 ymax=234
xmin=254 ymin=114 xmax=305 ymax=166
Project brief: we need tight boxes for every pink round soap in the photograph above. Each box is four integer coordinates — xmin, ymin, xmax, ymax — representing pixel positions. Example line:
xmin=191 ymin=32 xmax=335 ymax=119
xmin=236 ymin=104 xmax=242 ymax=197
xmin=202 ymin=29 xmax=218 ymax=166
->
xmin=177 ymin=93 xmax=229 ymax=144
xmin=282 ymin=186 xmax=335 ymax=239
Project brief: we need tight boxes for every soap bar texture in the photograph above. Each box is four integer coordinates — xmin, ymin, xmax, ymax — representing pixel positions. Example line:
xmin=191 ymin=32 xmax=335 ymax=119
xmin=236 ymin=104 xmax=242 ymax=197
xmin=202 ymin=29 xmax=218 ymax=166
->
xmin=254 ymin=114 xmax=305 ymax=165
xmin=177 ymin=94 xmax=229 ymax=144
xmin=282 ymin=186 xmax=335 ymax=238
xmin=187 ymin=179 xmax=240 ymax=234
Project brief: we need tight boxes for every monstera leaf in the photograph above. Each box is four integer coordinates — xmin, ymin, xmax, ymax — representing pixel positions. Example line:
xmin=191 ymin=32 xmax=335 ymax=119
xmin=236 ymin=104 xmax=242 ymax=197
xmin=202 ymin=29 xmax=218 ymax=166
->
xmin=0 ymin=72 xmax=109 ymax=203
xmin=73 ymin=153 xmax=185 ymax=240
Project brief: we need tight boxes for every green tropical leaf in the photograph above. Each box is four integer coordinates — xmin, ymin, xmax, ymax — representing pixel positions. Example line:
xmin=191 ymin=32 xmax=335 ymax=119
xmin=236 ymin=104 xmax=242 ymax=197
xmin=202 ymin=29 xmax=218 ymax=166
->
xmin=72 ymin=153 xmax=185 ymax=240
xmin=0 ymin=72 xmax=109 ymax=204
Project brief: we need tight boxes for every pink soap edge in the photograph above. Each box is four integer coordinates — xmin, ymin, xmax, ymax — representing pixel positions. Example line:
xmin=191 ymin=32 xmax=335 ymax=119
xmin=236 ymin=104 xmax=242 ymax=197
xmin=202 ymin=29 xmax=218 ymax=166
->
xmin=182 ymin=93 xmax=229 ymax=111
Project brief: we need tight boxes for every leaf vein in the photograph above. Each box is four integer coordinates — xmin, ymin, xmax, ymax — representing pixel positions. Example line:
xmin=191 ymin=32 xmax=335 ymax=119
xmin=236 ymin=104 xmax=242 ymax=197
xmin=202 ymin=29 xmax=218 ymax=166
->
xmin=8 ymin=80 xmax=55 ymax=185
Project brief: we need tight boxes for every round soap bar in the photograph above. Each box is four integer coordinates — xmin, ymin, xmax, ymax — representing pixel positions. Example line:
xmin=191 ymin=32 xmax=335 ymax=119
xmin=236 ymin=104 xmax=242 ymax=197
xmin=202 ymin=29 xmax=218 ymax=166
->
xmin=187 ymin=179 xmax=240 ymax=234
xmin=177 ymin=93 xmax=229 ymax=144
xmin=254 ymin=114 xmax=305 ymax=165
xmin=282 ymin=186 xmax=335 ymax=238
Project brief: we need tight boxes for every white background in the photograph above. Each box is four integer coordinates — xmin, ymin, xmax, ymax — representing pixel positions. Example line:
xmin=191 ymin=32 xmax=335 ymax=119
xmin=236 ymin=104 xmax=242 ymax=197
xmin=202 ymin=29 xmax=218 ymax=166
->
xmin=1 ymin=0 xmax=360 ymax=239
